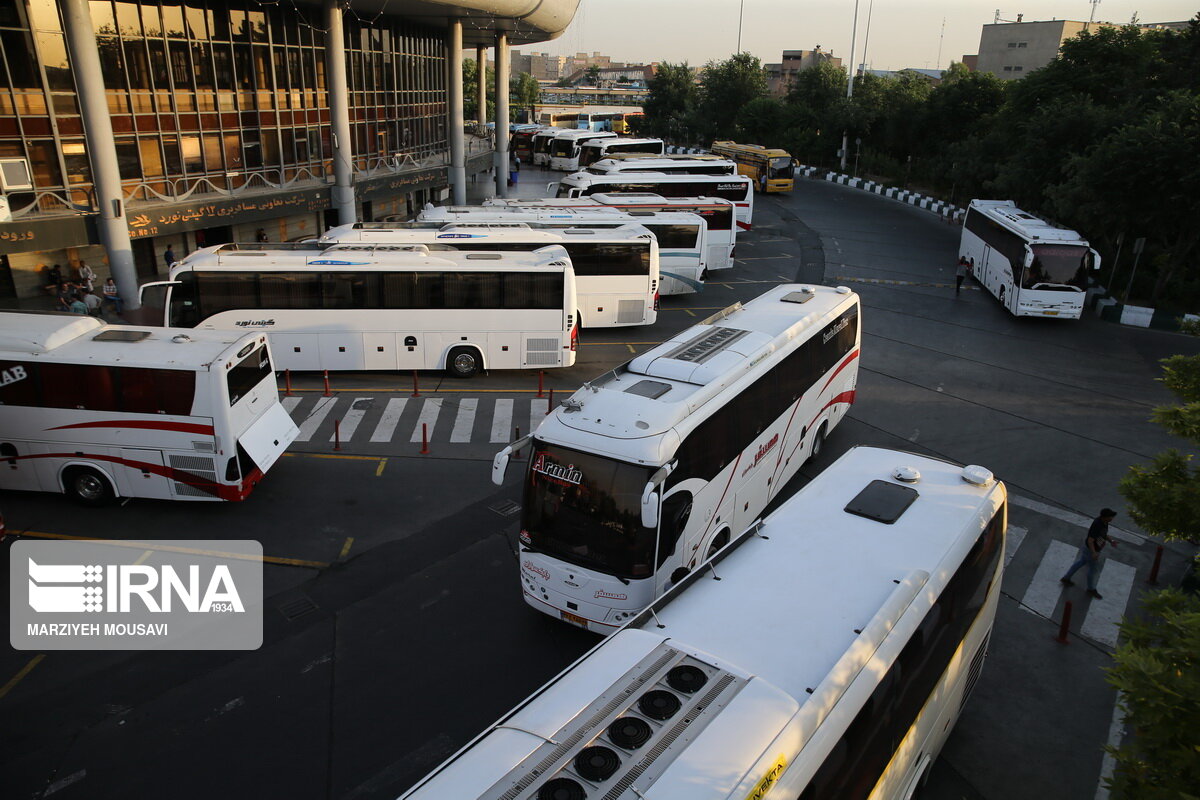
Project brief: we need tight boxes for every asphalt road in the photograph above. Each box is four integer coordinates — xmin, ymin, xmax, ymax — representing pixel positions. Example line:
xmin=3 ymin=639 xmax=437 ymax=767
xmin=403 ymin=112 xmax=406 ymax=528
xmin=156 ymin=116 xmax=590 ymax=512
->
xmin=3 ymin=166 xmax=1198 ymax=800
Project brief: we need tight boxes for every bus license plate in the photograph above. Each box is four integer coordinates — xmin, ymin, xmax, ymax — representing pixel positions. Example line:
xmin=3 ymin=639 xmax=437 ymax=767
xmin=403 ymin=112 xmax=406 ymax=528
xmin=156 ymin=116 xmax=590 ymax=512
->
xmin=1044 ymin=310 xmax=1059 ymax=315
xmin=560 ymin=610 xmax=589 ymax=629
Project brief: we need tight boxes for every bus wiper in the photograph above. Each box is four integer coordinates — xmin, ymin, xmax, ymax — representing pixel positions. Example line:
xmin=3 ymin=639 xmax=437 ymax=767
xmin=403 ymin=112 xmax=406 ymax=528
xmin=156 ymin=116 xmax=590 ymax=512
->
xmin=1031 ymin=282 xmax=1082 ymax=292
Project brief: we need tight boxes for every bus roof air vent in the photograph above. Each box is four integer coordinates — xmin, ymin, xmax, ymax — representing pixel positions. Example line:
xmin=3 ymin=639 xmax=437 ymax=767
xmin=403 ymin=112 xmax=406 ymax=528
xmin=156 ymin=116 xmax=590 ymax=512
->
xmin=663 ymin=326 xmax=749 ymax=364
xmin=844 ymin=480 xmax=919 ymax=524
xmin=93 ymin=330 xmax=151 ymax=343
xmin=892 ymin=466 xmax=920 ymax=483
xmin=781 ymin=290 xmax=815 ymax=304
xmin=961 ymin=465 xmax=994 ymax=486
xmin=624 ymin=380 xmax=672 ymax=399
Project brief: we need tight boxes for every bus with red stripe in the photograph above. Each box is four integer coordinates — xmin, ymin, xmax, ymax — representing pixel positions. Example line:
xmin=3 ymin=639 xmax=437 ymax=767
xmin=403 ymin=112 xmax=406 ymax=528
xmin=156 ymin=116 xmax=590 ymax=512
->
xmin=0 ymin=312 xmax=297 ymax=505
xmin=491 ymin=284 xmax=860 ymax=632
xmin=554 ymin=170 xmax=755 ymax=230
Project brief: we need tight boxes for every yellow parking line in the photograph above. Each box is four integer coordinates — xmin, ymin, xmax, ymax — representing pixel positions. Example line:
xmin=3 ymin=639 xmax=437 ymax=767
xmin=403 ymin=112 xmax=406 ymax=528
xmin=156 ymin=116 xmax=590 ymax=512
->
xmin=0 ymin=654 xmax=45 ymax=701
xmin=683 ymin=309 xmax=696 ymax=316
xmin=13 ymin=531 xmax=329 ymax=569
xmin=627 ymin=344 xmax=636 ymax=353
xmin=133 ymin=549 xmax=154 ymax=565
xmin=375 ymin=457 xmax=388 ymax=477
xmin=283 ymin=452 xmax=382 ymax=463
xmin=339 ymin=537 xmax=355 ymax=560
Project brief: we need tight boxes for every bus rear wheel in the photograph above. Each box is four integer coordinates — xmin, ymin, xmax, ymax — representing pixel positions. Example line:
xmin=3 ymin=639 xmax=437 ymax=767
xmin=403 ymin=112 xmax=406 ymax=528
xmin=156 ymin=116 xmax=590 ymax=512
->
xmin=808 ymin=422 xmax=828 ymax=464
xmin=446 ymin=347 xmax=481 ymax=379
xmin=63 ymin=466 xmax=115 ymax=506
xmin=706 ymin=530 xmax=730 ymax=560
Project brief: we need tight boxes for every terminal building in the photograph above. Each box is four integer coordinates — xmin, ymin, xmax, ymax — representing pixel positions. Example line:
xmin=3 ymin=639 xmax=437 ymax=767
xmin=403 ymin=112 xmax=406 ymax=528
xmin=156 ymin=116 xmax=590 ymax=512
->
xmin=0 ymin=0 xmax=578 ymax=306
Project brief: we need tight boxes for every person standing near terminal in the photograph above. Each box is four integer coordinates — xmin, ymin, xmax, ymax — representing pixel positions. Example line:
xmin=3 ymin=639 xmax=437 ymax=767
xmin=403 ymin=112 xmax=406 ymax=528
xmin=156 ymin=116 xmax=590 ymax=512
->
xmin=102 ymin=277 xmax=123 ymax=315
xmin=78 ymin=260 xmax=96 ymax=293
xmin=1061 ymin=508 xmax=1119 ymax=599
xmin=164 ymin=244 xmax=177 ymax=270
xmin=955 ymin=257 xmax=971 ymax=295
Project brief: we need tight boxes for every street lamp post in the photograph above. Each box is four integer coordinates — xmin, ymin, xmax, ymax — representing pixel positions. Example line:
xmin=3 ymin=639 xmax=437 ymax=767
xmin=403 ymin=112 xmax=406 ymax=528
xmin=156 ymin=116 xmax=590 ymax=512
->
xmin=840 ymin=0 xmax=861 ymax=172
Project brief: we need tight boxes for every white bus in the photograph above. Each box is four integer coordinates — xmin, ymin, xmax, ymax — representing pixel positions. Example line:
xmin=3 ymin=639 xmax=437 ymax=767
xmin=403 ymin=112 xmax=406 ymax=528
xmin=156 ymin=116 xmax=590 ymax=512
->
xmin=531 ymin=128 xmax=560 ymax=166
xmin=556 ymin=171 xmax=756 ymax=230
xmin=413 ymin=207 xmax=705 ymax=296
xmin=320 ymin=221 xmax=659 ymax=326
xmin=549 ymin=130 xmax=619 ymax=172
xmin=0 ymin=312 xmax=298 ymax=504
xmin=403 ymin=446 xmax=1007 ymax=800
xmin=587 ymin=155 xmax=738 ymax=177
xmin=578 ymin=137 xmax=665 ymax=168
xmin=142 ymin=244 xmax=578 ymax=377
xmin=960 ymin=199 xmax=1100 ymax=319
xmin=492 ymin=283 xmax=861 ymax=631
xmin=482 ymin=193 xmax=739 ymax=271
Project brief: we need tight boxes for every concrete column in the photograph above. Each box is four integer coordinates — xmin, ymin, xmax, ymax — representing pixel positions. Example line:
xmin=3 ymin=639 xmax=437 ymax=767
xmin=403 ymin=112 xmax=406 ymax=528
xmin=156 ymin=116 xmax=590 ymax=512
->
xmin=494 ymin=31 xmax=510 ymax=199
xmin=475 ymin=46 xmax=487 ymax=129
xmin=325 ymin=0 xmax=356 ymax=225
xmin=447 ymin=19 xmax=466 ymax=205
xmin=61 ymin=0 xmax=139 ymax=310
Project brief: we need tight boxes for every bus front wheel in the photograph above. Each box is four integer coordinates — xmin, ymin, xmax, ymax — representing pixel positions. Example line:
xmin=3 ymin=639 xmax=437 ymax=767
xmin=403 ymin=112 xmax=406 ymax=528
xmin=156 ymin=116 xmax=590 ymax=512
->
xmin=63 ymin=466 xmax=115 ymax=506
xmin=808 ymin=422 xmax=828 ymax=463
xmin=706 ymin=530 xmax=730 ymax=560
xmin=446 ymin=347 xmax=481 ymax=379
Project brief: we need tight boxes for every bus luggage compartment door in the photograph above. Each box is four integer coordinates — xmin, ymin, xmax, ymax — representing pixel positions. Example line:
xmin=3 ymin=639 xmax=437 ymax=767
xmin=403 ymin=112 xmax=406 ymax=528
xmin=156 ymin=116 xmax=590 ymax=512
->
xmin=119 ymin=448 xmax=173 ymax=500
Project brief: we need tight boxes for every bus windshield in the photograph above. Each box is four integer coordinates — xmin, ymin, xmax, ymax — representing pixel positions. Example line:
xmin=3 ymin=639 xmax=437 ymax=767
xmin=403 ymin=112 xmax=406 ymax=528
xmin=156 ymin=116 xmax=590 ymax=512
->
xmin=1026 ymin=245 xmax=1088 ymax=291
xmin=550 ymin=139 xmax=575 ymax=157
xmin=769 ymin=157 xmax=795 ymax=179
xmin=522 ymin=442 xmax=655 ymax=578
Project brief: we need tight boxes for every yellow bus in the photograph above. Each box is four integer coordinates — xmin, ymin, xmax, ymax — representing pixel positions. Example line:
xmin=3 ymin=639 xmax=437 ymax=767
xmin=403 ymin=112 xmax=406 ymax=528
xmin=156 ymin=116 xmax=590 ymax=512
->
xmin=610 ymin=111 xmax=644 ymax=134
xmin=710 ymin=140 xmax=796 ymax=192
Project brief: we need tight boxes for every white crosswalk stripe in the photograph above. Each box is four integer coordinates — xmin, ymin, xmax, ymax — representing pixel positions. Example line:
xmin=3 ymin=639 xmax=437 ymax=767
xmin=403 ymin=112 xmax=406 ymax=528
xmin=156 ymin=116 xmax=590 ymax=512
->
xmin=411 ymin=398 xmax=444 ymax=442
xmin=450 ymin=399 xmax=478 ymax=443
xmin=371 ymin=398 xmax=406 ymax=442
xmin=1080 ymin=559 xmax=1137 ymax=648
xmin=282 ymin=396 xmax=302 ymax=414
xmin=491 ymin=399 xmax=514 ymax=443
xmin=332 ymin=397 xmax=372 ymax=442
xmin=294 ymin=396 xmax=337 ymax=442
xmin=1021 ymin=539 xmax=1078 ymax=618
xmin=530 ymin=398 xmax=549 ymax=436
xmin=1005 ymin=525 xmax=1028 ymax=567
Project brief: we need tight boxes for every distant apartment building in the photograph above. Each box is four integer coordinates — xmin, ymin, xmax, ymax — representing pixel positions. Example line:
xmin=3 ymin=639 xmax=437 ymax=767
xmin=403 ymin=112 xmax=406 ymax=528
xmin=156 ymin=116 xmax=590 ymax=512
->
xmin=513 ymin=51 xmax=571 ymax=81
xmin=766 ymin=47 xmax=842 ymax=96
xmin=972 ymin=18 xmax=1191 ymax=80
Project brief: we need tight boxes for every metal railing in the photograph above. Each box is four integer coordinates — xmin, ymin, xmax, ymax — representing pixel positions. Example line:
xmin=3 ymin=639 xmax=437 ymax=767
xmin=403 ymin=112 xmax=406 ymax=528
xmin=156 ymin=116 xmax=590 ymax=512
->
xmin=3 ymin=137 xmax=494 ymax=221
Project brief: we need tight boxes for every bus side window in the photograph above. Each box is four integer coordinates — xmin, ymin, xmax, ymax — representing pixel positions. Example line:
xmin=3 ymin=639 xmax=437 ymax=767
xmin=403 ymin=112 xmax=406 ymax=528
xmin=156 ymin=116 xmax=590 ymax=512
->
xmin=656 ymin=490 xmax=693 ymax=567
xmin=1 ymin=442 xmax=17 ymax=468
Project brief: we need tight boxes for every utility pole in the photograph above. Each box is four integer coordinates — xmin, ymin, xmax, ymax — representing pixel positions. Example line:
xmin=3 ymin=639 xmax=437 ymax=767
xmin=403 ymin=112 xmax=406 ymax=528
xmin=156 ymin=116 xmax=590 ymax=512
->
xmin=840 ymin=0 xmax=861 ymax=172
xmin=936 ymin=17 xmax=946 ymax=69
xmin=1087 ymin=0 xmax=1101 ymax=30
xmin=737 ymin=0 xmax=745 ymax=53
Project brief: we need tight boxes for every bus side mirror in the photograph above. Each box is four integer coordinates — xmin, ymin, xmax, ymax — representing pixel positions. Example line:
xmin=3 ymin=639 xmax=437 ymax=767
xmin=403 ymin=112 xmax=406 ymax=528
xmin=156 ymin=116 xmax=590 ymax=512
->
xmin=641 ymin=485 xmax=659 ymax=529
xmin=138 ymin=280 xmax=180 ymax=303
xmin=491 ymin=434 xmax=531 ymax=486
xmin=1023 ymin=246 xmax=1034 ymax=268
xmin=1089 ymin=248 xmax=1101 ymax=271
xmin=546 ymin=182 xmax=556 ymax=194
xmin=491 ymin=450 xmax=510 ymax=486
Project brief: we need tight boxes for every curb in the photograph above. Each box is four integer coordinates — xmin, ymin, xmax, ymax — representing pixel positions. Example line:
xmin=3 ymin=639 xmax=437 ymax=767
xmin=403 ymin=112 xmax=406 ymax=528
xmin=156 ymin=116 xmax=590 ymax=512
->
xmin=800 ymin=166 xmax=965 ymax=223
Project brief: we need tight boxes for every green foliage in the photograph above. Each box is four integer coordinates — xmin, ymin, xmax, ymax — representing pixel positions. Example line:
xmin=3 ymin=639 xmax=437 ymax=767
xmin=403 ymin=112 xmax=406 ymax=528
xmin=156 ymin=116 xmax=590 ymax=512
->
xmin=737 ymin=97 xmax=787 ymax=144
xmin=1105 ymin=588 xmax=1200 ymax=799
xmin=641 ymin=62 xmax=697 ymax=140
xmin=462 ymin=59 xmax=495 ymax=120
xmin=1181 ymin=318 xmax=1200 ymax=337
xmin=695 ymin=53 xmax=768 ymax=142
xmin=1120 ymin=353 xmax=1200 ymax=542
xmin=510 ymin=72 xmax=540 ymax=122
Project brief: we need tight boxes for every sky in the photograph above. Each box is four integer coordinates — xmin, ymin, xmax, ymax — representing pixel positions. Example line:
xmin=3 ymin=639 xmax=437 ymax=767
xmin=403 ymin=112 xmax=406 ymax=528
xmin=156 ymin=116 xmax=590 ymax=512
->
xmin=524 ymin=0 xmax=1198 ymax=71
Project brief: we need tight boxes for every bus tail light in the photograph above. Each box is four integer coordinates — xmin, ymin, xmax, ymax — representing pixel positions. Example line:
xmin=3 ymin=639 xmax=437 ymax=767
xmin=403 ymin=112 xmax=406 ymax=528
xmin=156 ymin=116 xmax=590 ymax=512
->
xmin=570 ymin=323 xmax=579 ymax=352
xmin=653 ymin=291 xmax=660 ymax=311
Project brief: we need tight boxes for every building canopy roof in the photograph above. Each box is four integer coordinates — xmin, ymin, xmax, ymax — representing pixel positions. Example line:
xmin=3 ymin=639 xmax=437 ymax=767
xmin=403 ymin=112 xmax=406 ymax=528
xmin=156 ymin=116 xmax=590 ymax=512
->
xmin=299 ymin=0 xmax=581 ymax=46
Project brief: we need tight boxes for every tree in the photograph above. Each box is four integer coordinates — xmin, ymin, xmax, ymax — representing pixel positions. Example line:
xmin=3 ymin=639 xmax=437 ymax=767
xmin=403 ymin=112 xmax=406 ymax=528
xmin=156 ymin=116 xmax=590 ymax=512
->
xmin=510 ymin=72 xmax=541 ymax=124
xmin=462 ymin=59 xmax=495 ymax=120
xmin=737 ymin=97 xmax=787 ymax=144
xmin=641 ymin=62 xmax=697 ymax=140
xmin=695 ymin=52 xmax=768 ymax=142
xmin=1049 ymin=91 xmax=1200 ymax=305
xmin=1120 ymin=353 xmax=1200 ymax=539
xmin=585 ymin=64 xmax=602 ymax=84
xmin=1105 ymin=588 xmax=1200 ymax=798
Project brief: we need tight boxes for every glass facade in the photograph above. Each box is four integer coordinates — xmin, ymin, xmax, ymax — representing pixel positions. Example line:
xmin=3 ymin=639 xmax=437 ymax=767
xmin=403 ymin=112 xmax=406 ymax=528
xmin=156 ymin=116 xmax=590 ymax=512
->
xmin=0 ymin=0 xmax=448 ymax=214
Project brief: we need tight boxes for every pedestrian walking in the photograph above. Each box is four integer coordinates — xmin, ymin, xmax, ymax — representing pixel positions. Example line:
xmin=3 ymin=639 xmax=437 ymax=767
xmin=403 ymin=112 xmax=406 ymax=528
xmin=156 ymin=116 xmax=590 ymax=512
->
xmin=955 ymin=257 xmax=971 ymax=295
xmin=1061 ymin=508 xmax=1119 ymax=599
xmin=102 ymin=277 xmax=123 ymax=315
xmin=509 ymin=153 xmax=520 ymax=186
xmin=78 ymin=260 xmax=96 ymax=292
xmin=164 ymin=244 xmax=177 ymax=270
